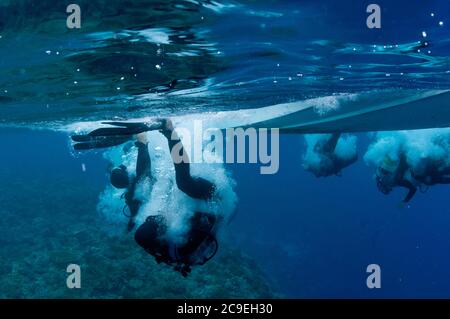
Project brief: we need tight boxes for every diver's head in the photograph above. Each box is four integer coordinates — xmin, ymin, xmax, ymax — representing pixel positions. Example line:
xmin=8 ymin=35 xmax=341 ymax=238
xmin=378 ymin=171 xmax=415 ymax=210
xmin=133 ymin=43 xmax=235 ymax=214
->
xmin=375 ymin=155 xmax=398 ymax=194
xmin=110 ymin=165 xmax=129 ymax=189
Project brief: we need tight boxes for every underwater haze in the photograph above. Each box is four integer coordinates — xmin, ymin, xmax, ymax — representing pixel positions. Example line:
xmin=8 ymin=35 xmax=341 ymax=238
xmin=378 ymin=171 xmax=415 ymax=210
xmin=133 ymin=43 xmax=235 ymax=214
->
xmin=1 ymin=0 xmax=450 ymax=298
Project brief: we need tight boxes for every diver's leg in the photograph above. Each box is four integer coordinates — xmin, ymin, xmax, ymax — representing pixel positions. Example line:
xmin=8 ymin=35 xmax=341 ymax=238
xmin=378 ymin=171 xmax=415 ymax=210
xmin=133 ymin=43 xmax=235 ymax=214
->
xmin=162 ymin=120 xmax=216 ymax=200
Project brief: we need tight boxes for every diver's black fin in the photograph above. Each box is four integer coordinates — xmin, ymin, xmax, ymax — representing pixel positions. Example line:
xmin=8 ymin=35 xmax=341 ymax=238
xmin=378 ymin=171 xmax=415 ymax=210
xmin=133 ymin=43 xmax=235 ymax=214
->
xmin=73 ymin=135 xmax=132 ymax=150
xmin=101 ymin=121 xmax=150 ymax=128
xmin=71 ymin=129 xmax=135 ymax=141
xmin=71 ymin=127 xmax=141 ymax=143
xmin=71 ymin=120 xmax=164 ymax=149
xmin=72 ymin=121 xmax=162 ymax=140
xmin=102 ymin=121 xmax=163 ymax=132
xmin=71 ymin=123 xmax=154 ymax=143
xmin=88 ymin=126 xmax=147 ymax=137
xmin=71 ymin=135 xmax=93 ymax=142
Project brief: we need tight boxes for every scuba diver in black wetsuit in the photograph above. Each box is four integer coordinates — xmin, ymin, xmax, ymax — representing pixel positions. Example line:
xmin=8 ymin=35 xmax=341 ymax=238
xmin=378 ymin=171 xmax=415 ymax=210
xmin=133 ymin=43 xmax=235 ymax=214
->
xmin=134 ymin=119 xmax=219 ymax=276
xmin=306 ymin=133 xmax=358 ymax=177
xmin=375 ymin=152 xmax=417 ymax=205
xmin=71 ymin=119 xmax=219 ymax=277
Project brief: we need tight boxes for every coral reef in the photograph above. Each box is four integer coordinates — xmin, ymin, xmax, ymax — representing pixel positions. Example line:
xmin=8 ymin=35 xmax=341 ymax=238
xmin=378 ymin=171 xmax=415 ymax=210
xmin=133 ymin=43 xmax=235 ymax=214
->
xmin=0 ymin=169 xmax=275 ymax=298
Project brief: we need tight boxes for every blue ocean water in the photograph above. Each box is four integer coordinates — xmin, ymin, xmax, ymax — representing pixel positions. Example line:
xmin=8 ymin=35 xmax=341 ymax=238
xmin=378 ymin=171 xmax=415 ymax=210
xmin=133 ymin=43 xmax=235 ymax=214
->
xmin=230 ymin=134 xmax=450 ymax=298
xmin=0 ymin=0 xmax=450 ymax=298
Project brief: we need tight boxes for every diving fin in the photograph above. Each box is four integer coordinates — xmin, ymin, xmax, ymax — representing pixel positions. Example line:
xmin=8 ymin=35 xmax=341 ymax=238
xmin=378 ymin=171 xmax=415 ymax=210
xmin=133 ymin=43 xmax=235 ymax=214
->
xmin=73 ymin=135 xmax=132 ymax=150
xmin=72 ymin=120 xmax=163 ymax=140
xmin=101 ymin=120 xmax=163 ymax=132
xmin=78 ymin=125 xmax=147 ymax=138
xmin=71 ymin=120 xmax=164 ymax=150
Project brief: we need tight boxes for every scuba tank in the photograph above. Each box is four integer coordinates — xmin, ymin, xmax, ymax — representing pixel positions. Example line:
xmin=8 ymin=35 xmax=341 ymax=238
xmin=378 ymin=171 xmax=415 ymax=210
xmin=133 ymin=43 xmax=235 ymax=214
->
xmin=134 ymin=212 xmax=219 ymax=277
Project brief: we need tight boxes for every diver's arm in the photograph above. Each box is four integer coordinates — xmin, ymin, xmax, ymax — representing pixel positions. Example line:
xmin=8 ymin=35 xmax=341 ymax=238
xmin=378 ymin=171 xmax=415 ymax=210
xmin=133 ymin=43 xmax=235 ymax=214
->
xmin=161 ymin=120 xmax=216 ymax=200
xmin=398 ymin=180 xmax=417 ymax=203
